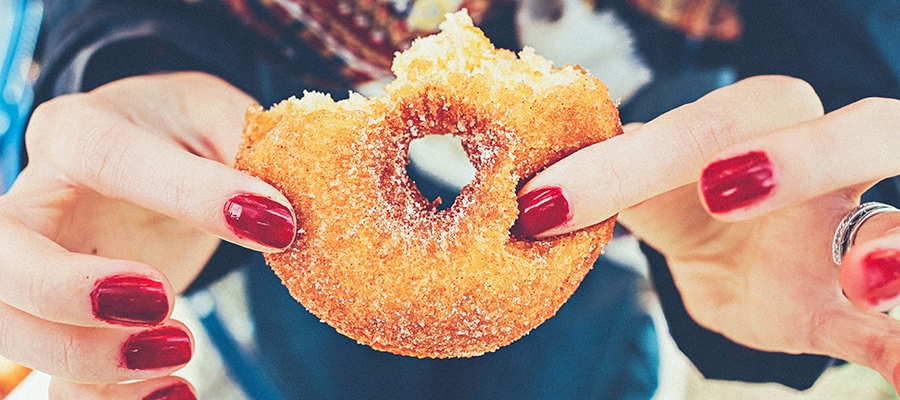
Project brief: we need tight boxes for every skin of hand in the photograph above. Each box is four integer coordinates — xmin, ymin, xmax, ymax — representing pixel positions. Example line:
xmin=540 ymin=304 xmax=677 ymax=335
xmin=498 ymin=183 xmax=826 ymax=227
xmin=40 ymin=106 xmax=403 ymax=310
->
xmin=0 ymin=72 xmax=296 ymax=399
xmin=518 ymin=75 xmax=900 ymax=389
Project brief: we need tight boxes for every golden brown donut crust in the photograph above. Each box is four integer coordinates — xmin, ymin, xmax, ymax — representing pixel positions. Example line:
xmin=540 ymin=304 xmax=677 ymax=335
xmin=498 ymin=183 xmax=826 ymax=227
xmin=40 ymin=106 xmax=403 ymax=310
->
xmin=235 ymin=11 xmax=622 ymax=358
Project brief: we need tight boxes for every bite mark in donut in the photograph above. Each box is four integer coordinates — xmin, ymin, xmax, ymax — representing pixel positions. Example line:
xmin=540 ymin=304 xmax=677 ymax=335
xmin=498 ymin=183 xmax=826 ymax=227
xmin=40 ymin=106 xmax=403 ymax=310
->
xmin=235 ymin=10 xmax=623 ymax=358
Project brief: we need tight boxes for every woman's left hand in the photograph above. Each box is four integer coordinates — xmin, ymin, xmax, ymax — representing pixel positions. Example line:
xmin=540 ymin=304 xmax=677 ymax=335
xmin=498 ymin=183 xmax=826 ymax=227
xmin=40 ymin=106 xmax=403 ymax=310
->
xmin=517 ymin=75 xmax=900 ymax=388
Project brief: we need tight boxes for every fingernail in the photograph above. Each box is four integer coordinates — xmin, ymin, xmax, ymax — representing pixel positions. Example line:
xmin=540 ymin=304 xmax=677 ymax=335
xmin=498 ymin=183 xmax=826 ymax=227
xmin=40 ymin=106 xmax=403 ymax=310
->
xmin=224 ymin=193 xmax=295 ymax=249
xmin=511 ymin=187 xmax=571 ymax=238
xmin=122 ymin=326 xmax=192 ymax=370
xmin=700 ymin=151 xmax=775 ymax=214
xmin=92 ymin=275 xmax=168 ymax=326
xmin=144 ymin=382 xmax=196 ymax=400
xmin=862 ymin=249 xmax=900 ymax=307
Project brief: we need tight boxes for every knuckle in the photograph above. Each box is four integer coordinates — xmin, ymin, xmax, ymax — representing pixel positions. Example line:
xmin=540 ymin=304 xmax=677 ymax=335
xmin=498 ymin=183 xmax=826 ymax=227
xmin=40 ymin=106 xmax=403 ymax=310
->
xmin=852 ymin=97 xmax=900 ymax=122
xmin=743 ymin=75 xmax=810 ymax=96
xmin=677 ymin=102 xmax=738 ymax=163
xmin=25 ymin=97 xmax=75 ymax=154
xmin=808 ymin=307 xmax=900 ymax=371
xmin=603 ymin=162 xmax=632 ymax=210
xmin=26 ymin=94 xmax=128 ymax=188
xmin=773 ymin=76 xmax=823 ymax=119
xmin=50 ymin=333 xmax=86 ymax=382
xmin=860 ymin=330 xmax=892 ymax=369
xmin=76 ymin=123 xmax=129 ymax=188
xmin=745 ymin=75 xmax=824 ymax=120
xmin=0 ymin=304 xmax=94 ymax=385
xmin=804 ymin=306 xmax=831 ymax=350
xmin=27 ymin=95 xmax=93 ymax=139
xmin=24 ymin=268 xmax=56 ymax=322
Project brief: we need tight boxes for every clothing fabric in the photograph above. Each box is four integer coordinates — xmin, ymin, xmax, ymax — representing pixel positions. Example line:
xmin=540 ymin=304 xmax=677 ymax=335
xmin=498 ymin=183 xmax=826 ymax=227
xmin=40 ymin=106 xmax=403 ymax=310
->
xmin=22 ymin=0 xmax=900 ymax=397
xmin=185 ymin=0 xmax=492 ymax=86
xmin=248 ymin=249 xmax=659 ymax=400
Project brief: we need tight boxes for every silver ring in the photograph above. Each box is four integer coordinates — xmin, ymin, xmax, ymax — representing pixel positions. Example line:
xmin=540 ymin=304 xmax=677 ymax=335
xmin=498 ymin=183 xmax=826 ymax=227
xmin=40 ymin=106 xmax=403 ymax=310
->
xmin=832 ymin=202 xmax=899 ymax=265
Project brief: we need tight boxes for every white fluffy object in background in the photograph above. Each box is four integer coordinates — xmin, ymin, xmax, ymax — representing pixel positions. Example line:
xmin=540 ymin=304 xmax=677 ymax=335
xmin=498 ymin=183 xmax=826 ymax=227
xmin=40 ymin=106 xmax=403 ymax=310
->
xmin=408 ymin=2 xmax=652 ymax=190
xmin=517 ymin=0 xmax=652 ymax=104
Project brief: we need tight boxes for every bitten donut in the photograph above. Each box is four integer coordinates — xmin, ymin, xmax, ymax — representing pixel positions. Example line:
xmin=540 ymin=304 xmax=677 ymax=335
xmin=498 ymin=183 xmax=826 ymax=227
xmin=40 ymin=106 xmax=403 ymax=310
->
xmin=235 ymin=10 xmax=622 ymax=358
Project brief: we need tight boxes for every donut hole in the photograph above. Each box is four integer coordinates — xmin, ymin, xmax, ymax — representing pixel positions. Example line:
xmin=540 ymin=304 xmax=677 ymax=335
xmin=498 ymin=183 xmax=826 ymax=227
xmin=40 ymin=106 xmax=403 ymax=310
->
xmin=407 ymin=134 xmax=476 ymax=210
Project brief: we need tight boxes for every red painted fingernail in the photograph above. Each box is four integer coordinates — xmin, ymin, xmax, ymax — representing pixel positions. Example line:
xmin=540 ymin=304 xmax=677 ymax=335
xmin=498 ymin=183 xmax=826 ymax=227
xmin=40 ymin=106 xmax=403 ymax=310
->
xmin=700 ymin=151 xmax=775 ymax=214
xmin=224 ymin=193 xmax=295 ymax=249
xmin=92 ymin=275 xmax=168 ymax=326
xmin=144 ymin=382 xmax=196 ymax=400
xmin=862 ymin=249 xmax=900 ymax=307
xmin=122 ymin=326 xmax=192 ymax=370
xmin=511 ymin=187 xmax=571 ymax=238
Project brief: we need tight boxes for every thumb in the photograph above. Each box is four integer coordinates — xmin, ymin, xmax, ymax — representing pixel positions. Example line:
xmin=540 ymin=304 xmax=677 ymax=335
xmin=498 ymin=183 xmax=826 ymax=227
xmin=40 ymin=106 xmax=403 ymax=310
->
xmin=812 ymin=303 xmax=900 ymax=390
xmin=839 ymin=212 xmax=900 ymax=311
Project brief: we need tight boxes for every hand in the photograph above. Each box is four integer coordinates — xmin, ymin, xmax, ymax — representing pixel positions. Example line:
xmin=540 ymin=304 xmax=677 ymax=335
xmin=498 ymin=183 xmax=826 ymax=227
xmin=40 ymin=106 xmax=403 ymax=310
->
xmin=0 ymin=72 xmax=296 ymax=398
xmin=684 ymin=94 xmax=900 ymax=386
xmin=517 ymin=75 xmax=900 ymax=389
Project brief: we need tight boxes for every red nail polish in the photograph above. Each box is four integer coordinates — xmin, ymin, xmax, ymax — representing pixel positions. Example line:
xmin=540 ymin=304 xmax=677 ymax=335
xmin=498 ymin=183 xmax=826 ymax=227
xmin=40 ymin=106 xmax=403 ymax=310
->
xmin=862 ymin=249 xmax=900 ymax=307
xmin=122 ymin=326 xmax=192 ymax=370
xmin=224 ymin=193 xmax=295 ymax=249
xmin=92 ymin=275 xmax=168 ymax=326
xmin=143 ymin=383 xmax=196 ymax=400
xmin=511 ymin=187 xmax=571 ymax=238
xmin=700 ymin=151 xmax=775 ymax=214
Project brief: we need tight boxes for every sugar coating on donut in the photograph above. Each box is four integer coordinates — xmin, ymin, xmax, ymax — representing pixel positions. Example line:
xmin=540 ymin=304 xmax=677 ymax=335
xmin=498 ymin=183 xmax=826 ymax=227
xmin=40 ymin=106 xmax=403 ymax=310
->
xmin=236 ymin=10 xmax=622 ymax=358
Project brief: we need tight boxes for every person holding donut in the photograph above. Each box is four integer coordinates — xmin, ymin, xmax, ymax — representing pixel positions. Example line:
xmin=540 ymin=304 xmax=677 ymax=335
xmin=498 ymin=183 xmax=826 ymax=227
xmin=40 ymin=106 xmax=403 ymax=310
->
xmin=1 ymin=0 xmax=899 ymax=399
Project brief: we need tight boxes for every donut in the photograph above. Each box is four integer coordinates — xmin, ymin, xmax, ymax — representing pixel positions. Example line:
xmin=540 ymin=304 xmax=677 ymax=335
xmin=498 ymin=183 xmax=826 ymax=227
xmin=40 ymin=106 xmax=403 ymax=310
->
xmin=235 ymin=10 xmax=622 ymax=358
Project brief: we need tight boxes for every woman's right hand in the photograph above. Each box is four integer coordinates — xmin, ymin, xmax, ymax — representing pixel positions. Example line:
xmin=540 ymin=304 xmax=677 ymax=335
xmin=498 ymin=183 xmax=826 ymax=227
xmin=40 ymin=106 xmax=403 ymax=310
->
xmin=516 ymin=75 xmax=900 ymax=390
xmin=0 ymin=72 xmax=296 ymax=399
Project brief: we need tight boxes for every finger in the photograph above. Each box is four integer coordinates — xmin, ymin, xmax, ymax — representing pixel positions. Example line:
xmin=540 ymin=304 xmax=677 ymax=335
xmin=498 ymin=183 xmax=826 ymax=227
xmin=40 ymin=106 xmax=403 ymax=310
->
xmin=49 ymin=376 xmax=196 ymax=400
xmin=92 ymin=72 xmax=254 ymax=165
xmin=0 ymin=304 xmax=192 ymax=384
xmin=810 ymin=302 xmax=900 ymax=388
xmin=698 ymin=97 xmax=900 ymax=220
xmin=515 ymin=75 xmax=823 ymax=237
xmin=25 ymin=88 xmax=296 ymax=252
xmin=839 ymin=212 xmax=900 ymax=311
xmin=0 ymin=212 xmax=174 ymax=328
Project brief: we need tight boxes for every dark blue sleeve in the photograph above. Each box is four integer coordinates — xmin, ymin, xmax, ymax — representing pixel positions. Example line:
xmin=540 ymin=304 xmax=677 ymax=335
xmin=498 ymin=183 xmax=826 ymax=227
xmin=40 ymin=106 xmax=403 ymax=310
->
xmin=34 ymin=0 xmax=264 ymax=99
xmin=736 ymin=0 xmax=900 ymax=112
